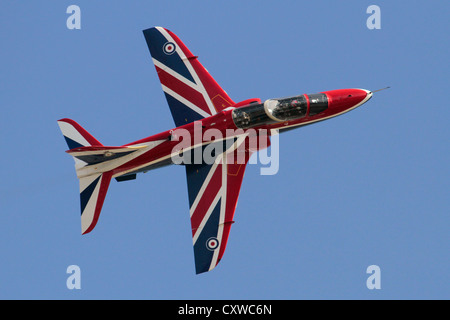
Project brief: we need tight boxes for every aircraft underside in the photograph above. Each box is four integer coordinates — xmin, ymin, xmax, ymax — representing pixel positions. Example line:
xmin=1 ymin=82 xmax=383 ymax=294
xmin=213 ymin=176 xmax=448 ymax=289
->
xmin=58 ymin=26 xmax=374 ymax=274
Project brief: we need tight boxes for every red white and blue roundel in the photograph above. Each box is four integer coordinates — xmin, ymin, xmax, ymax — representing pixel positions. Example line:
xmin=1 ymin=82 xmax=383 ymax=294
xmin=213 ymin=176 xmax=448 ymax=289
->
xmin=206 ymin=237 xmax=219 ymax=251
xmin=163 ymin=42 xmax=176 ymax=55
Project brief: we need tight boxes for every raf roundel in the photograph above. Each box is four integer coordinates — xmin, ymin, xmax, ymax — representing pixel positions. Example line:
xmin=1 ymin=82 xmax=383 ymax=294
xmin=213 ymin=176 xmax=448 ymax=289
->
xmin=206 ymin=237 xmax=219 ymax=251
xmin=163 ymin=42 xmax=176 ymax=55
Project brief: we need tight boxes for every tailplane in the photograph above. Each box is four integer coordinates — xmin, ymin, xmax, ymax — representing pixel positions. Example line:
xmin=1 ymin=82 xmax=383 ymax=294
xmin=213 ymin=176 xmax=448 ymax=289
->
xmin=78 ymin=172 xmax=112 ymax=234
xmin=58 ymin=119 xmax=113 ymax=234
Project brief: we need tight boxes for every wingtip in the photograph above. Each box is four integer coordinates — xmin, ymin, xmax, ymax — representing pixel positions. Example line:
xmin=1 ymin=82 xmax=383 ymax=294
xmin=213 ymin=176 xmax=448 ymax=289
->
xmin=143 ymin=26 xmax=169 ymax=33
xmin=195 ymin=259 xmax=220 ymax=275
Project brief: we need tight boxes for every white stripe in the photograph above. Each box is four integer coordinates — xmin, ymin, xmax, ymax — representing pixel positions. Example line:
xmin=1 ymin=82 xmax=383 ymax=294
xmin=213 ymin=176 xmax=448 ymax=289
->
xmin=226 ymin=134 xmax=247 ymax=154
xmin=189 ymin=161 xmax=220 ymax=217
xmin=161 ymin=84 xmax=211 ymax=118
xmin=152 ymin=58 xmax=199 ymax=92
xmin=192 ymin=191 xmax=222 ymax=245
xmin=80 ymin=174 xmax=102 ymax=234
xmin=209 ymin=156 xmax=228 ymax=270
xmin=76 ymin=140 xmax=165 ymax=178
xmin=79 ymin=173 xmax=101 ymax=192
xmin=68 ymin=146 xmax=146 ymax=157
xmin=58 ymin=121 xmax=90 ymax=147
xmin=108 ymin=134 xmax=248 ymax=187
xmin=183 ymin=61 xmax=217 ymax=116
xmin=220 ymin=155 xmax=227 ymax=225
xmin=156 ymin=27 xmax=217 ymax=116
xmin=189 ymin=135 xmax=246 ymax=216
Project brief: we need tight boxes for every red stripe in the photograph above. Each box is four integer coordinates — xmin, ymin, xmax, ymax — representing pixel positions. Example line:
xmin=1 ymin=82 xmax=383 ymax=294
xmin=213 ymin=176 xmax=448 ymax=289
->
xmin=58 ymin=118 xmax=102 ymax=146
xmin=184 ymin=55 xmax=234 ymax=112
xmin=165 ymin=29 xmax=235 ymax=112
xmin=112 ymin=142 xmax=171 ymax=175
xmin=217 ymin=162 xmax=247 ymax=260
xmin=190 ymin=164 xmax=222 ymax=236
xmin=155 ymin=66 xmax=211 ymax=116
xmin=304 ymin=93 xmax=310 ymax=116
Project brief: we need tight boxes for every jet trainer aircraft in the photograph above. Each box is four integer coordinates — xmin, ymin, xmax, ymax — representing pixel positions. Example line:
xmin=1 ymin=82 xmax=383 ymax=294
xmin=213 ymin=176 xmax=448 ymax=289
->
xmin=58 ymin=27 xmax=374 ymax=274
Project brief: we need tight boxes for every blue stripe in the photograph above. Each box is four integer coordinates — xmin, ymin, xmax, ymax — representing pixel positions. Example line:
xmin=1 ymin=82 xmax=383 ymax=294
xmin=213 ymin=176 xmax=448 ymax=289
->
xmin=164 ymin=92 xmax=204 ymax=127
xmin=80 ymin=175 xmax=101 ymax=215
xmin=184 ymin=139 xmax=236 ymax=207
xmin=185 ymin=158 xmax=214 ymax=207
xmin=143 ymin=28 xmax=195 ymax=84
xmin=64 ymin=136 xmax=84 ymax=150
xmin=193 ymin=199 xmax=221 ymax=274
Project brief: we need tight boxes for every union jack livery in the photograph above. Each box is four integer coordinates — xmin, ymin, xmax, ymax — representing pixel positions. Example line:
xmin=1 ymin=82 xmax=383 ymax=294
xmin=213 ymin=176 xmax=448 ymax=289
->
xmin=58 ymin=26 xmax=375 ymax=274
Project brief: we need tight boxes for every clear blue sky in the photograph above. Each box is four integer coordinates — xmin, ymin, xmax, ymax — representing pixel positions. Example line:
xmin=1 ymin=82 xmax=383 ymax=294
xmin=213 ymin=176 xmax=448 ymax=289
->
xmin=1 ymin=1 xmax=448 ymax=299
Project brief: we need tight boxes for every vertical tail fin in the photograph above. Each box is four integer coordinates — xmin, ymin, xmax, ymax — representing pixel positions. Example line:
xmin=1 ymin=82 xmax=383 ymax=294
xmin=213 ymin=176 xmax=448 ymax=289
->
xmin=58 ymin=118 xmax=103 ymax=149
xmin=58 ymin=118 xmax=112 ymax=234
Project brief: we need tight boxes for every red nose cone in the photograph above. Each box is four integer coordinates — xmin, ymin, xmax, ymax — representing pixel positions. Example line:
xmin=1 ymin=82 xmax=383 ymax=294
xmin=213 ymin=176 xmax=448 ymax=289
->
xmin=324 ymin=89 xmax=372 ymax=112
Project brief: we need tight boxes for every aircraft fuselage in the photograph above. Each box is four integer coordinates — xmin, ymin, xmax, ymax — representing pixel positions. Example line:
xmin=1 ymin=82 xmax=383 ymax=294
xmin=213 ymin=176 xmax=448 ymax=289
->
xmin=92 ymin=88 xmax=373 ymax=179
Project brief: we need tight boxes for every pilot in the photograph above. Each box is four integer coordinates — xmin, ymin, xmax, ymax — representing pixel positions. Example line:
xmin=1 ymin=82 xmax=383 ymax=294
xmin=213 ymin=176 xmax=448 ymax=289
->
xmin=242 ymin=111 xmax=250 ymax=124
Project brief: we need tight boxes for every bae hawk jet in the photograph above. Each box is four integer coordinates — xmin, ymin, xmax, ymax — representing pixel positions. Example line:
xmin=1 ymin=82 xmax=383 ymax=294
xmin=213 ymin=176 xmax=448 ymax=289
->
xmin=58 ymin=27 xmax=375 ymax=274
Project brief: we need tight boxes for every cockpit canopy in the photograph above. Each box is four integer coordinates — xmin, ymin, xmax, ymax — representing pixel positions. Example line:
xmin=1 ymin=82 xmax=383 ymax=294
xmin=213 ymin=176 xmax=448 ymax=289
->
xmin=308 ymin=93 xmax=328 ymax=116
xmin=231 ymin=101 xmax=271 ymax=129
xmin=264 ymin=96 xmax=307 ymax=121
xmin=231 ymin=93 xmax=329 ymax=129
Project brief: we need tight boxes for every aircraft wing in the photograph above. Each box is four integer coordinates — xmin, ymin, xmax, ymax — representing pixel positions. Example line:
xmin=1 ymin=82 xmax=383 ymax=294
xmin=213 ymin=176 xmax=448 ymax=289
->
xmin=143 ymin=27 xmax=235 ymax=127
xmin=185 ymin=137 xmax=251 ymax=274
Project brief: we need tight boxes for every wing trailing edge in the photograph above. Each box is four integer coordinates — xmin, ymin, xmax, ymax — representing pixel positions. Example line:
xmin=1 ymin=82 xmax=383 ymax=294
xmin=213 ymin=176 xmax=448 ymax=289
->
xmin=143 ymin=26 xmax=235 ymax=127
xmin=66 ymin=145 xmax=147 ymax=165
xmin=185 ymin=136 xmax=264 ymax=274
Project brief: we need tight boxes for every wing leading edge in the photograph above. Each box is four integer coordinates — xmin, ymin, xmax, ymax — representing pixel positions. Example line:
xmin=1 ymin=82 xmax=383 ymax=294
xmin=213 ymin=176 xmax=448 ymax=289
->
xmin=143 ymin=27 xmax=235 ymax=127
xmin=185 ymin=135 xmax=270 ymax=274
xmin=143 ymin=27 xmax=271 ymax=273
